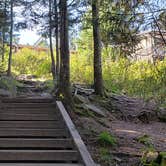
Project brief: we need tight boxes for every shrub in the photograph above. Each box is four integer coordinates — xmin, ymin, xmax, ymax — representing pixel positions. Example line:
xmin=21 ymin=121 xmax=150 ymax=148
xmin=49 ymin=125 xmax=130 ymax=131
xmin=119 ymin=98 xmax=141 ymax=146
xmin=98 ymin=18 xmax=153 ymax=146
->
xmin=0 ymin=76 xmax=22 ymax=96
xmin=12 ymin=48 xmax=51 ymax=78
xmin=137 ymin=134 xmax=153 ymax=147
xmin=98 ymin=131 xmax=117 ymax=146
xmin=99 ymin=147 xmax=113 ymax=165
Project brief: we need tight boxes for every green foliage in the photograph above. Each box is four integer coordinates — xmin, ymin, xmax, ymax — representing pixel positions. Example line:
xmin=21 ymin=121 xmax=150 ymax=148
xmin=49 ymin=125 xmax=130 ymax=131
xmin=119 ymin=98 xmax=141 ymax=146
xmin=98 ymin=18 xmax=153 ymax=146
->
xmin=0 ymin=76 xmax=22 ymax=96
xmin=71 ymin=29 xmax=93 ymax=84
xmin=140 ymin=151 xmax=166 ymax=166
xmin=103 ymin=57 xmax=166 ymax=101
xmin=71 ymin=34 xmax=166 ymax=105
xmin=12 ymin=48 xmax=51 ymax=78
xmin=99 ymin=147 xmax=113 ymax=165
xmin=137 ymin=135 xmax=153 ymax=147
xmin=98 ymin=131 xmax=117 ymax=146
xmin=138 ymin=135 xmax=157 ymax=166
xmin=0 ymin=31 xmax=165 ymax=108
xmin=44 ymin=79 xmax=54 ymax=92
xmin=140 ymin=146 xmax=157 ymax=166
xmin=154 ymin=152 xmax=166 ymax=166
xmin=0 ymin=46 xmax=9 ymax=73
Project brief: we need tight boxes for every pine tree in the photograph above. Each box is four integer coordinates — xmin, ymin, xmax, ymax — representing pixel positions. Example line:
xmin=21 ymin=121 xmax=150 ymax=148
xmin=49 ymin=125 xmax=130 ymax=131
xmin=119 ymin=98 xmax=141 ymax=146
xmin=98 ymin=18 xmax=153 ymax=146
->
xmin=58 ymin=0 xmax=72 ymax=103
xmin=92 ymin=0 xmax=104 ymax=96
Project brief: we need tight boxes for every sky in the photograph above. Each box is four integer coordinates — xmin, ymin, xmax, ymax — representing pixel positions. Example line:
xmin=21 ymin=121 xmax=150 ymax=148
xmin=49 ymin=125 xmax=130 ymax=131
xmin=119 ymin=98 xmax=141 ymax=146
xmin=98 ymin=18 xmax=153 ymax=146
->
xmin=19 ymin=30 xmax=40 ymax=45
xmin=17 ymin=0 xmax=166 ymax=45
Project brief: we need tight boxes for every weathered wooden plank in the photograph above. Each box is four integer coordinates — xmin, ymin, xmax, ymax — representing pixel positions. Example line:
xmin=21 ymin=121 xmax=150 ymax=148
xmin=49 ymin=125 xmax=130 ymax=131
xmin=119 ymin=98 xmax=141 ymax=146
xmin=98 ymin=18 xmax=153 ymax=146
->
xmin=2 ymin=98 xmax=53 ymax=103
xmin=0 ymin=138 xmax=73 ymax=149
xmin=0 ymin=109 xmax=57 ymax=114
xmin=0 ymin=109 xmax=59 ymax=115
xmin=0 ymin=112 xmax=58 ymax=116
xmin=0 ymin=114 xmax=60 ymax=120
xmin=0 ymin=112 xmax=57 ymax=116
xmin=0 ymin=98 xmax=87 ymax=165
xmin=0 ymin=129 xmax=69 ymax=138
xmin=3 ymin=103 xmax=56 ymax=108
xmin=0 ymin=150 xmax=79 ymax=161
xmin=0 ymin=121 xmax=64 ymax=129
xmin=0 ymin=164 xmax=83 ymax=166
xmin=56 ymin=101 xmax=96 ymax=166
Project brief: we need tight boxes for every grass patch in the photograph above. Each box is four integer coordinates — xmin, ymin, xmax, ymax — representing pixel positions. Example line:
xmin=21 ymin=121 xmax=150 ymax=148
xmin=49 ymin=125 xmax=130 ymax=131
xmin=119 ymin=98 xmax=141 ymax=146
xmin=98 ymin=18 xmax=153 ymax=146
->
xmin=98 ymin=131 xmax=117 ymax=147
xmin=137 ymin=134 xmax=153 ymax=147
xmin=99 ymin=147 xmax=113 ymax=165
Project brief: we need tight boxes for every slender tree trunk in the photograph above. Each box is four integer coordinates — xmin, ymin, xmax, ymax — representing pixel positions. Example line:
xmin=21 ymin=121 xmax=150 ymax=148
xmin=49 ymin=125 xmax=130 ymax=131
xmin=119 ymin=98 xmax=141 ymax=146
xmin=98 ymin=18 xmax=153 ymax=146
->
xmin=49 ymin=0 xmax=56 ymax=81
xmin=92 ymin=0 xmax=104 ymax=96
xmin=54 ymin=0 xmax=60 ymax=86
xmin=7 ymin=0 xmax=13 ymax=76
xmin=58 ymin=0 xmax=72 ymax=103
xmin=2 ymin=29 xmax=5 ymax=62
xmin=2 ymin=0 xmax=7 ymax=62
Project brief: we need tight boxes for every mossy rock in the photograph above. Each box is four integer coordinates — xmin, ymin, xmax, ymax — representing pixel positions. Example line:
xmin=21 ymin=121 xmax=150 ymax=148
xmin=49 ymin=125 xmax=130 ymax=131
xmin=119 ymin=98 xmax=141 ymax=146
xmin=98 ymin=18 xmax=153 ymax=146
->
xmin=73 ymin=94 xmax=89 ymax=104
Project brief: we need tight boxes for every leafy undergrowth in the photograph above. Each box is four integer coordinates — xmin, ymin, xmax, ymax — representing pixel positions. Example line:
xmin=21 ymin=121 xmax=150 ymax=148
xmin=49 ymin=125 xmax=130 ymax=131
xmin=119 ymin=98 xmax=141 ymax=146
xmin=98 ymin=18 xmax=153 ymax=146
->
xmin=0 ymin=47 xmax=165 ymax=106
xmin=0 ymin=76 xmax=23 ymax=96
xmin=98 ymin=131 xmax=117 ymax=147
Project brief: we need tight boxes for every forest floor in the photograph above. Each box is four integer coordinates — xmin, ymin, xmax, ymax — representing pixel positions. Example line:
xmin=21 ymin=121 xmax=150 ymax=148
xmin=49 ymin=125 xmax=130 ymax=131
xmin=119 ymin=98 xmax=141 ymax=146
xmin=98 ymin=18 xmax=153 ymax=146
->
xmin=0 ymin=76 xmax=165 ymax=166
xmin=72 ymin=86 xmax=166 ymax=166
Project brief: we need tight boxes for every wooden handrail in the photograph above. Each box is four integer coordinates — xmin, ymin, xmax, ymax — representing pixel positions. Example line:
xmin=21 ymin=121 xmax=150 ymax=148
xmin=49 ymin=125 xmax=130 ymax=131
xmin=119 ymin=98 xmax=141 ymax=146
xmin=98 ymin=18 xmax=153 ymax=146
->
xmin=56 ymin=101 xmax=97 ymax=166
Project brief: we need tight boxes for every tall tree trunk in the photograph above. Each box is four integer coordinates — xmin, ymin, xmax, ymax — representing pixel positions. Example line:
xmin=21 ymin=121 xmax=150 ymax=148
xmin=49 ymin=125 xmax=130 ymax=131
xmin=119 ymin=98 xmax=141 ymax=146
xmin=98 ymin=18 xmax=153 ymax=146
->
xmin=7 ymin=0 xmax=13 ymax=76
xmin=49 ymin=0 xmax=56 ymax=81
xmin=92 ymin=0 xmax=104 ymax=96
xmin=58 ymin=0 xmax=72 ymax=103
xmin=2 ymin=0 xmax=7 ymax=62
xmin=2 ymin=28 xmax=5 ymax=62
xmin=54 ymin=0 xmax=60 ymax=87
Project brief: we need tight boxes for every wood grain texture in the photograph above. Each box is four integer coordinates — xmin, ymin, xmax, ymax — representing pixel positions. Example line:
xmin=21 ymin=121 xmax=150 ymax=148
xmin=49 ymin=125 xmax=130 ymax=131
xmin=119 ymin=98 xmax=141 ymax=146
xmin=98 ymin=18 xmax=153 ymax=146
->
xmin=56 ymin=101 xmax=96 ymax=166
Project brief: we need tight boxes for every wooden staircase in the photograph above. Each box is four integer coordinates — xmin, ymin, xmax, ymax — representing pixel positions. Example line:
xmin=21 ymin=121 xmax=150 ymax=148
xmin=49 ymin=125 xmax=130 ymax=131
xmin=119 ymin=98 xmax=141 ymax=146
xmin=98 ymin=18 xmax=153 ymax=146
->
xmin=0 ymin=98 xmax=96 ymax=166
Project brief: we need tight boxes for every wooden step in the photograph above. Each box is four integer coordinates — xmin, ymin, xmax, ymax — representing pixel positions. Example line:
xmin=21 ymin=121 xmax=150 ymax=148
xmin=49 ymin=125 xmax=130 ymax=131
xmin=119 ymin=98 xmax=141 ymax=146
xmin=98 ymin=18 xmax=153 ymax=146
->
xmin=0 ymin=164 xmax=83 ymax=166
xmin=0 ymin=99 xmax=96 ymax=165
xmin=0 ymin=112 xmax=58 ymax=117
xmin=0 ymin=150 xmax=79 ymax=162
xmin=0 ymin=108 xmax=58 ymax=114
xmin=0 ymin=114 xmax=60 ymax=120
xmin=0 ymin=138 xmax=73 ymax=149
xmin=0 ymin=111 xmax=57 ymax=115
xmin=0 ymin=129 xmax=69 ymax=138
xmin=2 ymin=98 xmax=53 ymax=103
xmin=3 ymin=103 xmax=56 ymax=108
xmin=0 ymin=121 xmax=64 ymax=129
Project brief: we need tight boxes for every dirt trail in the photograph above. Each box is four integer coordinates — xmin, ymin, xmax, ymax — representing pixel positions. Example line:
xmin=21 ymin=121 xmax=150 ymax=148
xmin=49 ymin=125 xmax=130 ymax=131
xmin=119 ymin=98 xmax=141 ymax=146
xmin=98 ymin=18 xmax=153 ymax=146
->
xmin=72 ymin=88 xmax=166 ymax=166
xmin=111 ymin=120 xmax=166 ymax=152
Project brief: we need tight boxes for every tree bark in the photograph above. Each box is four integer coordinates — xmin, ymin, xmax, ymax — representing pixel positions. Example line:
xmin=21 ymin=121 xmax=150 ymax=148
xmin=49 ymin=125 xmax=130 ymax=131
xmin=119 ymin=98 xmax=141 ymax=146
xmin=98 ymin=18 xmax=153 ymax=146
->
xmin=54 ymin=0 xmax=60 ymax=87
xmin=2 ymin=28 xmax=5 ymax=62
xmin=7 ymin=0 xmax=13 ymax=76
xmin=92 ymin=0 xmax=104 ymax=96
xmin=2 ymin=0 xmax=7 ymax=62
xmin=58 ymin=0 xmax=72 ymax=103
xmin=49 ymin=0 xmax=56 ymax=81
